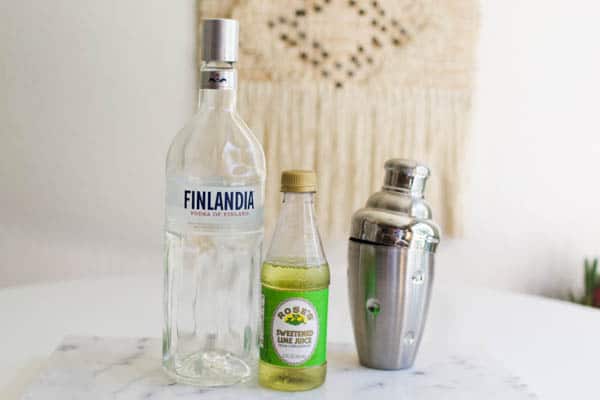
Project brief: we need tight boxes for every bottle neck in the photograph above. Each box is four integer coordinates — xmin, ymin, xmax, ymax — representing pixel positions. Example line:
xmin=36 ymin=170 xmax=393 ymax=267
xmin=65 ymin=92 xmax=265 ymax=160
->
xmin=265 ymin=192 xmax=327 ymax=266
xmin=198 ymin=61 xmax=237 ymax=112
xmin=280 ymin=192 xmax=318 ymax=221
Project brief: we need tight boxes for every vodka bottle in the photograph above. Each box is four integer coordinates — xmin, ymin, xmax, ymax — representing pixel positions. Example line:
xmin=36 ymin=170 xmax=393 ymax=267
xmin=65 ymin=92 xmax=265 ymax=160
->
xmin=259 ymin=171 xmax=330 ymax=391
xmin=163 ymin=19 xmax=266 ymax=386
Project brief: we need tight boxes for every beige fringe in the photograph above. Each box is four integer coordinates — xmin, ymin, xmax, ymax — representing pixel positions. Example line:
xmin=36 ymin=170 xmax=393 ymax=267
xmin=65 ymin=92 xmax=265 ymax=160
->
xmin=238 ymin=82 xmax=471 ymax=237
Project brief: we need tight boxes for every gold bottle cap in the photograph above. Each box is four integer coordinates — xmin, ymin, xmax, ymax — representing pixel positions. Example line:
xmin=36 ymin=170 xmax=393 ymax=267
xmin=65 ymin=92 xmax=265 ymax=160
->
xmin=281 ymin=170 xmax=317 ymax=193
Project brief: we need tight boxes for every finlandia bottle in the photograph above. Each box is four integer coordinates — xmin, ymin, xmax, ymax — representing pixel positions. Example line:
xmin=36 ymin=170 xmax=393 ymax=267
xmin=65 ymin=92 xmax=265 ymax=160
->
xmin=259 ymin=170 xmax=330 ymax=391
xmin=163 ymin=19 xmax=266 ymax=386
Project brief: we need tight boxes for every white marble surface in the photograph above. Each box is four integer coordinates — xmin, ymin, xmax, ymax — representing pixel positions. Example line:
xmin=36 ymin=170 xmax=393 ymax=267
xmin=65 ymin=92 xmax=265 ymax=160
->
xmin=21 ymin=336 xmax=536 ymax=400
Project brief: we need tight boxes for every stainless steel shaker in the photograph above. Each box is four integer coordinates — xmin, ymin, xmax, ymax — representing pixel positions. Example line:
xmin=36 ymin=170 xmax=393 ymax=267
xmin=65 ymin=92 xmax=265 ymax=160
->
xmin=347 ymin=159 xmax=440 ymax=370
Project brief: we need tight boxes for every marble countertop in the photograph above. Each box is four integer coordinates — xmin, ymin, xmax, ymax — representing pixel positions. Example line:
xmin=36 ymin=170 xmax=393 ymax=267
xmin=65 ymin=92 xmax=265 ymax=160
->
xmin=21 ymin=336 xmax=535 ymax=399
xmin=2 ymin=274 xmax=599 ymax=399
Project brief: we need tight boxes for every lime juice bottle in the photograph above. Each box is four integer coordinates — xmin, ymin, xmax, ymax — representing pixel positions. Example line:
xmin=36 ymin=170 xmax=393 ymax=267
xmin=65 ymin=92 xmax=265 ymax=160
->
xmin=259 ymin=170 xmax=330 ymax=391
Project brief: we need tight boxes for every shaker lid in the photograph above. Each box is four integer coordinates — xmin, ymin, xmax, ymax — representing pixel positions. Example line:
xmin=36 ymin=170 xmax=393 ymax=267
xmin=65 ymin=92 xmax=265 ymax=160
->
xmin=349 ymin=159 xmax=440 ymax=251
xmin=383 ymin=159 xmax=430 ymax=195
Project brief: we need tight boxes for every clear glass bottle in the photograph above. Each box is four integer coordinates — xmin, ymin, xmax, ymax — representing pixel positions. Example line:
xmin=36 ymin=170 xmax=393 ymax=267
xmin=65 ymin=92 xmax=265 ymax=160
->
xmin=163 ymin=19 xmax=266 ymax=386
xmin=259 ymin=170 xmax=330 ymax=391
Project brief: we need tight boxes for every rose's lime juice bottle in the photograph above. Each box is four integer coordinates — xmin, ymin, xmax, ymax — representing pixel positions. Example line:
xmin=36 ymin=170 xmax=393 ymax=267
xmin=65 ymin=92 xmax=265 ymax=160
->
xmin=259 ymin=170 xmax=330 ymax=391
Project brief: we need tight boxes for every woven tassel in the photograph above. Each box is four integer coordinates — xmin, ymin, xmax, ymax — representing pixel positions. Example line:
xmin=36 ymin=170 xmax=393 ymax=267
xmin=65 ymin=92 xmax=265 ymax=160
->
xmin=238 ymin=82 xmax=471 ymax=238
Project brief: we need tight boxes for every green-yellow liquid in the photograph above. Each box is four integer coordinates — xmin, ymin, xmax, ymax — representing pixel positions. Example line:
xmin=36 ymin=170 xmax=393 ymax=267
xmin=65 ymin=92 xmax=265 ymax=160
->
xmin=259 ymin=261 xmax=330 ymax=391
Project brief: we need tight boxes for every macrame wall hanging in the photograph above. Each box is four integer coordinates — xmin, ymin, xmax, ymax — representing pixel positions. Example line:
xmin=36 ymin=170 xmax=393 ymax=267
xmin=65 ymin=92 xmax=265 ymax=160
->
xmin=198 ymin=0 xmax=479 ymax=238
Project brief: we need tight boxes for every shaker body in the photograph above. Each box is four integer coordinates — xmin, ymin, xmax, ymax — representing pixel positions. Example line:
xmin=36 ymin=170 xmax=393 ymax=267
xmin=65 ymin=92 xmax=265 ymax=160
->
xmin=347 ymin=239 xmax=434 ymax=370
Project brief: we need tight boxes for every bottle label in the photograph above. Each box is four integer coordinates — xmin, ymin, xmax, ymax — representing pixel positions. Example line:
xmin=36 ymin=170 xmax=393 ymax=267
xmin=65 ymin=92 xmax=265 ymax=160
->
xmin=260 ymin=286 xmax=328 ymax=367
xmin=166 ymin=177 xmax=263 ymax=230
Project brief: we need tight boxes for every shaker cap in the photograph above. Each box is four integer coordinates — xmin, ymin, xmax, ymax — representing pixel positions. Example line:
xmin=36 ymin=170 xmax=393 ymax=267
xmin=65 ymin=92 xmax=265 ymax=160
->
xmin=201 ymin=19 xmax=239 ymax=62
xmin=281 ymin=170 xmax=317 ymax=193
xmin=383 ymin=159 xmax=430 ymax=195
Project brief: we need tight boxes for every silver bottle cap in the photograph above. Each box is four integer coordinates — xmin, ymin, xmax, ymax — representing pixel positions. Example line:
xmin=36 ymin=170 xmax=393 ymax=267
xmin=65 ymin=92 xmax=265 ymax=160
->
xmin=201 ymin=19 xmax=239 ymax=62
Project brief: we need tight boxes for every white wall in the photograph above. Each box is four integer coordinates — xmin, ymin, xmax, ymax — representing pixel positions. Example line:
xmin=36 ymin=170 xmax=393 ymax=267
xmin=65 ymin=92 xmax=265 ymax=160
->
xmin=436 ymin=0 xmax=600 ymax=296
xmin=1 ymin=0 xmax=600 ymax=297
xmin=0 ymin=0 xmax=197 ymax=285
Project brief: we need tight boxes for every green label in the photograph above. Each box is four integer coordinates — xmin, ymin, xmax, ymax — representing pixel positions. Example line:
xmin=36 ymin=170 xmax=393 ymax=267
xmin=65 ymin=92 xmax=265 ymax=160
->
xmin=260 ymin=285 xmax=328 ymax=367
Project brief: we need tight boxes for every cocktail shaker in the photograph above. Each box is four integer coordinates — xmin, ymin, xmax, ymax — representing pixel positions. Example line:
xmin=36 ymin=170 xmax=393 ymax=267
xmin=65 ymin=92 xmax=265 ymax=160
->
xmin=347 ymin=159 xmax=440 ymax=370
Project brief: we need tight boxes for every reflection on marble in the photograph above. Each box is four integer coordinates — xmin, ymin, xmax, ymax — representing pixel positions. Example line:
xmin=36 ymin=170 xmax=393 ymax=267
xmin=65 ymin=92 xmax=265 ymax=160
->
xmin=21 ymin=336 xmax=537 ymax=399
